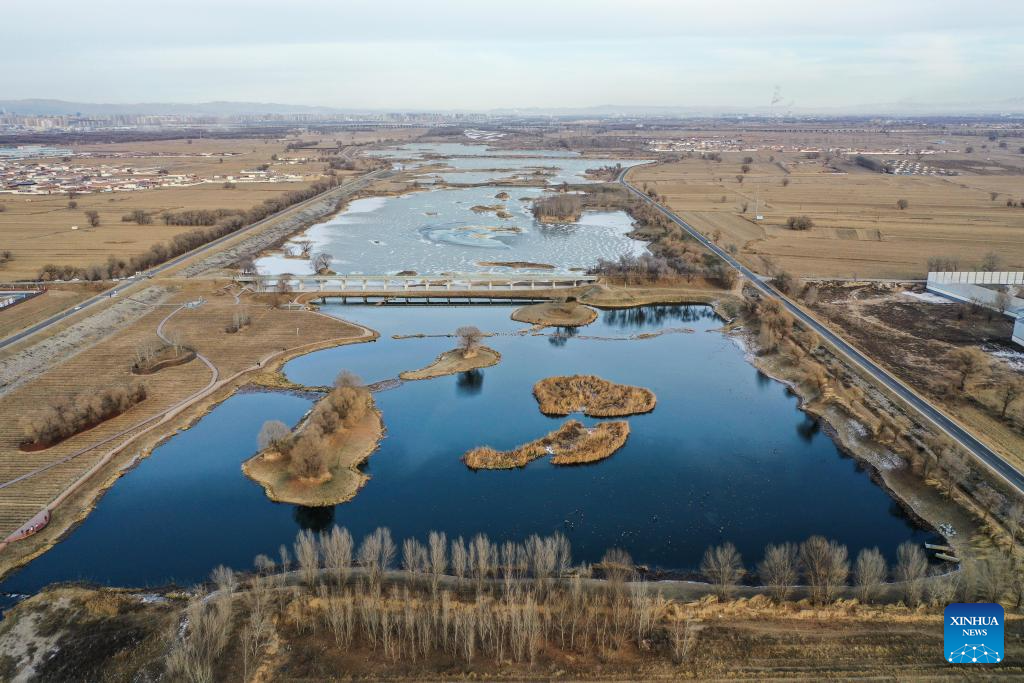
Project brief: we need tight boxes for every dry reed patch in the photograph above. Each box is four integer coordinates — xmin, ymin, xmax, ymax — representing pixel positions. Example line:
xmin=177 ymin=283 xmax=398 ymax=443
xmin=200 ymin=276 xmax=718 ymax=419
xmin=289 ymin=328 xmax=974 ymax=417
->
xmin=511 ymin=301 xmax=598 ymax=327
xmin=464 ymin=419 xmax=630 ymax=469
xmin=533 ymin=375 xmax=656 ymax=417
xmin=399 ymin=346 xmax=500 ymax=381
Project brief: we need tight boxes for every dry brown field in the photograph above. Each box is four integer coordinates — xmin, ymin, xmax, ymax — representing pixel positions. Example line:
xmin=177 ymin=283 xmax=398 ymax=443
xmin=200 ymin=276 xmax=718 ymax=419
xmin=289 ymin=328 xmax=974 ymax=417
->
xmin=632 ymin=150 xmax=1024 ymax=279
xmin=0 ymin=135 xmax=385 ymax=280
xmin=0 ymin=182 xmax=325 ymax=280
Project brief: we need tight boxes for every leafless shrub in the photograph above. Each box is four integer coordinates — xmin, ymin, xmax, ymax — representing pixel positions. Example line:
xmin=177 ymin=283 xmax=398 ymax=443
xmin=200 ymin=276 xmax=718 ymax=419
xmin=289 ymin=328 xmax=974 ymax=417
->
xmin=853 ymin=547 xmax=887 ymax=604
xmin=799 ymin=536 xmax=849 ymax=604
xmin=258 ymin=420 xmax=290 ymax=451
xmin=455 ymin=326 xmax=483 ymax=358
xmin=321 ymin=526 xmax=353 ymax=585
xmin=894 ymin=542 xmax=928 ymax=606
xmin=295 ymin=529 xmax=321 ymax=586
xmin=20 ymin=383 xmax=148 ymax=447
xmin=701 ymin=542 xmax=745 ymax=599
xmin=758 ymin=543 xmax=798 ymax=602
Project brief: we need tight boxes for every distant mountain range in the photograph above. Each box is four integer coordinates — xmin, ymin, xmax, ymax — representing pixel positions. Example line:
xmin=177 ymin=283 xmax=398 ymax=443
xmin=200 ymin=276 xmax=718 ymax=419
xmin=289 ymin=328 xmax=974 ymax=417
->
xmin=0 ymin=99 xmax=361 ymax=117
xmin=1 ymin=98 xmax=1021 ymax=118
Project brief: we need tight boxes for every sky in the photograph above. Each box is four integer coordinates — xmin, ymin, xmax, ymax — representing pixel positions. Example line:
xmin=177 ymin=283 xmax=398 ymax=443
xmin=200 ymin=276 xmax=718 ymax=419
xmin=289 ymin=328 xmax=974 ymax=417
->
xmin=3 ymin=0 xmax=1022 ymax=113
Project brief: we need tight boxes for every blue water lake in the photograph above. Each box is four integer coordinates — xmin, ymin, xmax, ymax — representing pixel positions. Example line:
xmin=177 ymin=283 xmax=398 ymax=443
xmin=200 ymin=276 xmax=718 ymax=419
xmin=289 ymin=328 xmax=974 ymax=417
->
xmin=1 ymin=304 xmax=936 ymax=592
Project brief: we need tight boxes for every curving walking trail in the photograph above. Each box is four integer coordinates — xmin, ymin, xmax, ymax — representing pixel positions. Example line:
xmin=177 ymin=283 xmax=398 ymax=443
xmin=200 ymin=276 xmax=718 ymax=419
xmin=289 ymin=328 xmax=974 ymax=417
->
xmin=0 ymin=301 xmax=375 ymax=548
xmin=618 ymin=166 xmax=1024 ymax=496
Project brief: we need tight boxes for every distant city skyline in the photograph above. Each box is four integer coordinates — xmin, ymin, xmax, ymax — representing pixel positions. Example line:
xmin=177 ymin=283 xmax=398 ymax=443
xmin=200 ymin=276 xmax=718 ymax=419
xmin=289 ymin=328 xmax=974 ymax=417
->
xmin=4 ymin=0 xmax=1022 ymax=114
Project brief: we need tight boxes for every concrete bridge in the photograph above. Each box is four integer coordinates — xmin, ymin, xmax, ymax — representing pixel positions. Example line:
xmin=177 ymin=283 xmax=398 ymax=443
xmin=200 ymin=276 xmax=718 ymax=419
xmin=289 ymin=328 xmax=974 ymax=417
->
xmin=235 ymin=272 xmax=598 ymax=293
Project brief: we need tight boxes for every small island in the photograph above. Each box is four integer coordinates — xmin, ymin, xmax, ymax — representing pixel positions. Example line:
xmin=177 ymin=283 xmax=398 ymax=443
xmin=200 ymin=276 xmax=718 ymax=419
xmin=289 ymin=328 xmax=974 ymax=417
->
xmin=531 ymin=194 xmax=582 ymax=223
xmin=533 ymin=374 xmax=656 ymax=417
xmin=400 ymin=326 xmax=501 ymax=380
xmin=464 ymin=419 xmax=630 ymax=469
xmin=243 ymin=372 xmax=383 ymax=506
xmin=512 ymin=300 xmax=598 ymax=327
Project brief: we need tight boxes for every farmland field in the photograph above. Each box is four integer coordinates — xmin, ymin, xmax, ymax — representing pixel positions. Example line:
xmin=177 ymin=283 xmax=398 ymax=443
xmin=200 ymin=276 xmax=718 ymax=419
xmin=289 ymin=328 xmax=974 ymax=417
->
xmin=626 ymin=133 xmax=1024 ymax=279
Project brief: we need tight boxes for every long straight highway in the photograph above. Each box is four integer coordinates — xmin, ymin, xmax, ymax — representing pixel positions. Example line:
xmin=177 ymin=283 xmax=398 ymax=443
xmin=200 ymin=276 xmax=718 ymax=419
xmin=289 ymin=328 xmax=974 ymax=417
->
xmin=619 ymin=169 xmax=1024 ymax=495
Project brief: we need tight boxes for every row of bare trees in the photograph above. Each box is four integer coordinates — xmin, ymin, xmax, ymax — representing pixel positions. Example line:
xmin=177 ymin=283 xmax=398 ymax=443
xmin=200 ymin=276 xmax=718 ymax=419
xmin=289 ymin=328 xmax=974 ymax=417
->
xmin=20 ymin=383 xmax=148 ymax=446
xmin=37 ymin=176 xmax=344 ymax=282
xmin=167 ymin=525 xmax=1024 ymax=680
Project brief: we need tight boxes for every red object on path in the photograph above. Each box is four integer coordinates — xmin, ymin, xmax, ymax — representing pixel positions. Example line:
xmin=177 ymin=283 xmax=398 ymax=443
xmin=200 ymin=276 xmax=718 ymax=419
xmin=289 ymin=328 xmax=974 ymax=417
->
xmin=5 ymin=508 xmax=50 ymax=543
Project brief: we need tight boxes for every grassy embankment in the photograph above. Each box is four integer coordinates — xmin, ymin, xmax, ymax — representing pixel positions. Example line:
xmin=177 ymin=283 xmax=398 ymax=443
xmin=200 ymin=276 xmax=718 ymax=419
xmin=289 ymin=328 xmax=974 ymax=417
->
xmin=464 ymin=420 xmax=630 ymax=469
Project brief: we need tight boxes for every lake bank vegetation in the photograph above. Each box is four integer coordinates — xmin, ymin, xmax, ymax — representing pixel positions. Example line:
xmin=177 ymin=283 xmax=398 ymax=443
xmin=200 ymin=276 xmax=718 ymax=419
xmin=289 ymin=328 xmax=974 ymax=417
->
xmin=511 ymin=300 xmax=598 ymax=327
xmin=399 ymin=326 xmax=500 ymax=380
xmin=243 ymin=371 xmax=382 ymax=505
xmin=8 ymin=526 xmax=1023 ymax=681
xmin=19 ymin=383 xmax=148 ymax=450
xmin=464 ymin=419 xmax=630 ymax=469
xmin=534 ymin=374 xmax=656 ymax=417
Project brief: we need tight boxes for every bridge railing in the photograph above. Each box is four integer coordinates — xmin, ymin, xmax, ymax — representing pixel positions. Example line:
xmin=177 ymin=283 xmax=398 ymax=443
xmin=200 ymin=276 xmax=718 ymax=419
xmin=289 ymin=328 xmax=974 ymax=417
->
xmin=235 ymin=273 xmax=597 ymax=292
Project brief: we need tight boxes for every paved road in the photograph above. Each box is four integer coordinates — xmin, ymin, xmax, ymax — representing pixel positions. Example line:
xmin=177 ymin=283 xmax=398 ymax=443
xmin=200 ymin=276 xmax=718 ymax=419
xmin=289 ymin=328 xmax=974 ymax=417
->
xmin=0 ymin=169 xmax=387 ymax=351
xmin=619 ymin=169 xmax=1024 ymax=494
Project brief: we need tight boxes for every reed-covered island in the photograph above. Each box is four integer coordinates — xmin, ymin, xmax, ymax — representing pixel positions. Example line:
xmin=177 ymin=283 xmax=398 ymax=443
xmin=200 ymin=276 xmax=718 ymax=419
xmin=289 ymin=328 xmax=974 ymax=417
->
xmin=464 ymin=419 xmax=630 ymax=469
xmin=533 ymin=374 xmax=656 ymax=417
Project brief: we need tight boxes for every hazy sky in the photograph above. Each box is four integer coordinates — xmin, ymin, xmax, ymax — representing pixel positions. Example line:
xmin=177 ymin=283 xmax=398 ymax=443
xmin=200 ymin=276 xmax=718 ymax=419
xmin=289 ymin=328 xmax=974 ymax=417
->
xmin=4 ymin=0 xmax=1022 ymax=111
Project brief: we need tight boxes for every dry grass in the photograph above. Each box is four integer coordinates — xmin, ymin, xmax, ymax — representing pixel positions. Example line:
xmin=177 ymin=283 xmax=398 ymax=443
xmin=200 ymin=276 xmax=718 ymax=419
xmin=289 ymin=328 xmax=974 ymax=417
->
xmin=0 ymin=284 xmax=101 ymax=340
xmin=511 ymin=301 xmax=598 ymax=327
xmin=464 ymin=419 xmax=630 ymax=469
xmin=0 ymin=136 xmax=370 ymax=280
xmin=0 ymin=281 xmax=367 ymax=555
xmin=399 ymin=346 xmax=501 ymax=381
xmin=631 ymin=146 xmax=1024 ymax=279
xmin=533 ymin=375 xmax=656 ymax=417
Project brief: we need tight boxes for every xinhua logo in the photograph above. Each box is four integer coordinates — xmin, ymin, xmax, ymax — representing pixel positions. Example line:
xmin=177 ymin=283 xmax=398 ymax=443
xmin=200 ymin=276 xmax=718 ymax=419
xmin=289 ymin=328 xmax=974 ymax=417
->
xmin=944 ymin=603 xmax=1004 ymax=664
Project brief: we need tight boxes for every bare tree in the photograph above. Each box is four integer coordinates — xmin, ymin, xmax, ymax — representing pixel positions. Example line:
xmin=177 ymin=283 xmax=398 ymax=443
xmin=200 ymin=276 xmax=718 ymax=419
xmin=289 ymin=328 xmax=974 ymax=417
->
xmin=296 ymin=240 xmax=314 ymax=258
xmin=294 ymin=529 xmax=321 ymax=585
xmin=700 ymin=542 xmax=745 ymax=600
xmin=310 ymin=251 xmax=333 ymax=274
xmin=894 ymin=542 xmax=928 ymax=606
xmin=321 ymin=525 xmax=353 ymax=585
xmin=980 ymin=251 xmax=1000 ymax=272
xmin=799 ymin=536 xmax=849 ymax=604
xmin=428 ymin=531 xmax=447 ymax=592
xmin=853 ymin=547 xmax=887 ymax=604
xmin=85 ymin=209 xmax=100 ymax=227
xmin=997 ymin=378 xmax=1024 ymax=418
xmin=949 ymin=347 xmax=987 ymax=391
xmin=995 ymin=289 xmax=1013 ymax=315
xmin=896 ymin=198 xmax=909 ymax=210
xmin=358 ymin=527 xmax=396 ymax=586
xmin=1005 ymin=503 xmax=1024 ymax=551
xmin=455 ymin=326 xmax=483 ymax=358
xmin=258 ymin=420 xmax=291 ymax=451
xmin=334 ymin=370 xmax=363 ymax=388
xmin=758 ymin=542 xmax=798 ymax=603
xmin=601 ymin=547 xmax=634 ymax=587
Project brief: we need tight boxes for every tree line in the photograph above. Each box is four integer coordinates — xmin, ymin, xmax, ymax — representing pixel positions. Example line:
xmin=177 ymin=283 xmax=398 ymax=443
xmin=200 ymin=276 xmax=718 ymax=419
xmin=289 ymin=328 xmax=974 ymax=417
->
xmin=20 ymin=383 xmax=147 ymax=447
xmin=166 ymin=525 xmax=1019 ymax=681
xmin=36 ymin=176 xmax=344 ymax=282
